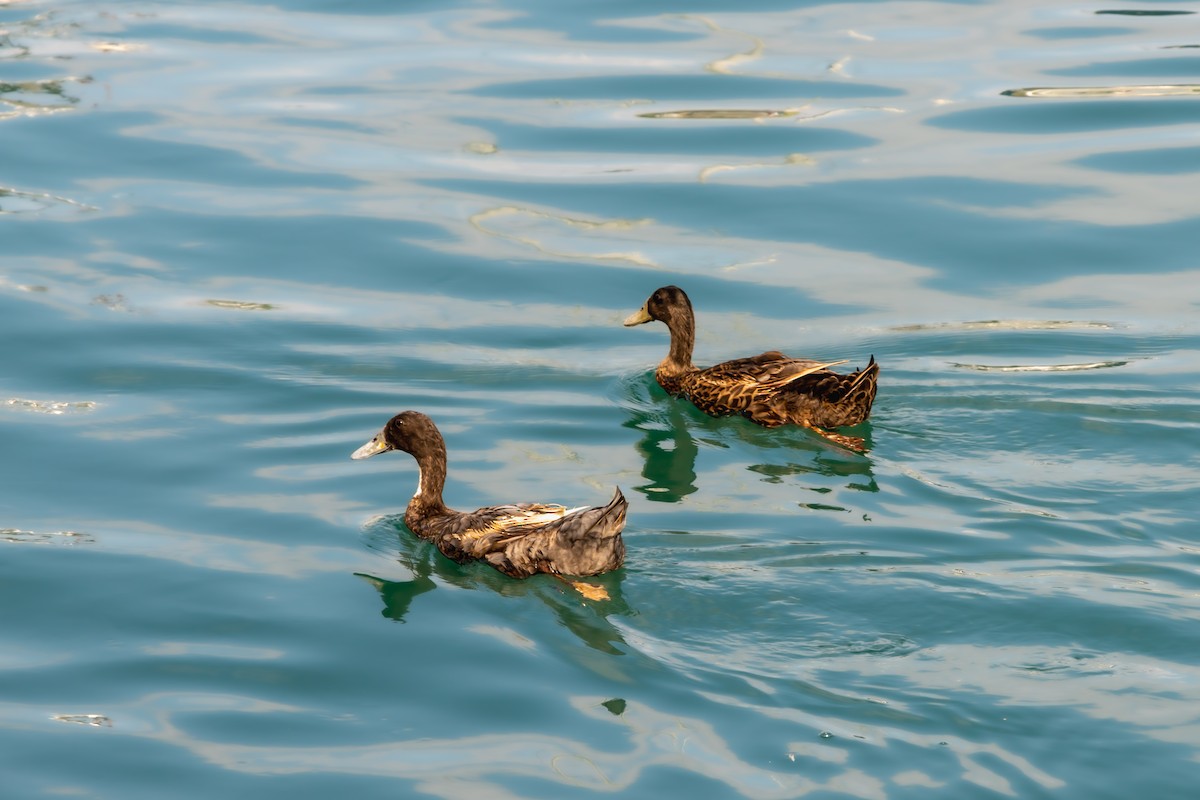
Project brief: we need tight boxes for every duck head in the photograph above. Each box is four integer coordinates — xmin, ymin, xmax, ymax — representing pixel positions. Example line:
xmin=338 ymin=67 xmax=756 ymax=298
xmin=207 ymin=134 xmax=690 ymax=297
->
xmin=351 ymin=410 xmax=445 ymax=461
xmin=623 ymin=285 xmax=692 ymax=328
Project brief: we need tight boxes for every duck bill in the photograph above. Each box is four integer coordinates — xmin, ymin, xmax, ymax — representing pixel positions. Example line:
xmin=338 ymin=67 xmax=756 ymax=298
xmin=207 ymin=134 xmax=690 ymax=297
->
xmin=623 ymin=305 xmax=652 ymax=326
xmin=351 ymin=433 xmax=389 ymax=460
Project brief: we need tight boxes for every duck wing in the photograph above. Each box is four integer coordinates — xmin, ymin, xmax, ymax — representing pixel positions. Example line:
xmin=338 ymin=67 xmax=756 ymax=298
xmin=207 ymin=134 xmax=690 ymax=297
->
xmin=779 ymin=355 xmax=877 ymax=401
xmin=482 ymin=488 xmax=628 ymax=578
xmin=680 ymin=352 xmax=847 ymax=414
xmin=710 ymin=352 xmax=849 ymax=389
xmin=417 ymin=502 xmax=566 ymax=560
xmin=467 ymin=502 xmax=570 ymax=533
xmin=541 ymin=487 xmax=627 ymax=543
xmin=763 ymin=355 xmax=881 ymax=430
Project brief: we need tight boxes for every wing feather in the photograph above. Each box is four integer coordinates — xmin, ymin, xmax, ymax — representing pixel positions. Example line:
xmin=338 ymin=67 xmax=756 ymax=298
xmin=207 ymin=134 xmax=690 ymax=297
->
xmin=463 ymin=503 xmax=568 ymax=539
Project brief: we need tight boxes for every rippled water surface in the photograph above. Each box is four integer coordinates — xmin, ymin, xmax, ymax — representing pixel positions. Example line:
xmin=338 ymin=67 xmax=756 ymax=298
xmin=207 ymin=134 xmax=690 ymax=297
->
xmin=3 ymin=0 xmax=1199 ymax=796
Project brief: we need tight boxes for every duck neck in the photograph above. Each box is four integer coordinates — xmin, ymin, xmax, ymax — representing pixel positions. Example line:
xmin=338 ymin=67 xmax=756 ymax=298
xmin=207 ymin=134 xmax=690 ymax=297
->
xmin=408 ymin=450 xmax=449 ymax=517
xmin=661 ymin=306 xmax=696 ymax=375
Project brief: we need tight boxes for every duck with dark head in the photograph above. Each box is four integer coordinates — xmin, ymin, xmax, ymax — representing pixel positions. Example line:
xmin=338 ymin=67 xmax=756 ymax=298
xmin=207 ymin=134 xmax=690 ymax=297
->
xmin=624 ymin=285 xmax=880 ymax=450
xmin=352 ymin=411 xmax=627 ymax=579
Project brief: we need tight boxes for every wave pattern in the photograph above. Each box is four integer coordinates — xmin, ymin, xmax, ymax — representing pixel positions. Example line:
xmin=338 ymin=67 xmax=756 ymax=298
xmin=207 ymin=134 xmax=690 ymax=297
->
xmin=1 ymin=0 xmax=1198 ymax=798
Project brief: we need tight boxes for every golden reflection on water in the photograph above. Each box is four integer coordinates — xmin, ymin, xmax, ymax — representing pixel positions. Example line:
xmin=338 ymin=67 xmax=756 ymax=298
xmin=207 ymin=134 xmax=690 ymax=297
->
xmin=91 ymin=41 xmax=146 ymax=53
xmin=951 ymin=360 xmax=1129 ymax=372
xmin=891 ymin=320 xmax=1114 ymax=332
xmin=1004 ymin=85 xmax=1200 ymax=98
xmin=1 ymin=527 xmax=94 ymax=545
xmin=204 ymin=299 xmax=278 ymax=311
xmin=681 ymin=14 xmax=767 ymax=77
xmin=3 ymin=397 xmax=98 ymax=415
xmin=51 ymin=713 xmax=112 ymax=727
xmin=0 ymin=187 xmax=96 ymax=214
xmin=638 ymin=109 xmax=801 ymax=119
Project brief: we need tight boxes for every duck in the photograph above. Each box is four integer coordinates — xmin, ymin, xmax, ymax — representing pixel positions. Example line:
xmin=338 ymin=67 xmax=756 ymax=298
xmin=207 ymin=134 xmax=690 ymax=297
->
xmin=351 ymin=411 xmax=627 ymax=578
xmin=623 ymin=285 xmax=880 ymax=450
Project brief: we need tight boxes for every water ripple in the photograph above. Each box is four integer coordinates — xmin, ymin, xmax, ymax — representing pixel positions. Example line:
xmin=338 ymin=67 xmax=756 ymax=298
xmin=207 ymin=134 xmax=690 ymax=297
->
xmin=0 ymin=186 xmax=96 ymax=215
xmin=2 ymin=2 xmax=1199 ymax=797
xmin=1004 ymin=85 xmax=1200 ymax=98
xmin=1 ymin=527 xmax=94 ymax=545
xmin=951 ymin=360 xmax=1129 ymax=372
xmin=3 ymin=397 xmax=97 ymax=415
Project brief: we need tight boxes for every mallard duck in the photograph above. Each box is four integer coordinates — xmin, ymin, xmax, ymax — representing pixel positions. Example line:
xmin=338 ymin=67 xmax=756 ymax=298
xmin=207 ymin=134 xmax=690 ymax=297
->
xmin=624 ymin=285 xmax=880 ymax=449
xmin=351 ymin=411 xmax=627 ymax=578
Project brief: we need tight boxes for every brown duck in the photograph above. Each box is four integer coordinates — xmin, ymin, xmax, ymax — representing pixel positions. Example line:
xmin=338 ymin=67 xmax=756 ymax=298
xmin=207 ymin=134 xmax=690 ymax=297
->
xmin=624 ymin=285 xmax=880 ymax=450
xmin=351 ymin=411 xmax=627 ymax=578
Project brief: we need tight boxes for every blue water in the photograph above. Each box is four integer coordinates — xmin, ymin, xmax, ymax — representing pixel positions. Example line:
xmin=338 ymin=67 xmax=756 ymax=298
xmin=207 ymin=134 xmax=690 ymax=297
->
xmin=3 ymin=0 xmax=1199 ymax=797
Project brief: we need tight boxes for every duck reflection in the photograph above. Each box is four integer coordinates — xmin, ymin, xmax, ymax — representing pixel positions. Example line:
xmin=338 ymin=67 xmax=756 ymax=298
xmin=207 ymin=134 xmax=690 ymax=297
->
xmin=354 ymin=569 xmax=437 ymax=623
xmin=622 ymin=375 xmax=878 ymax=501
xmin=624 ymin=393 xmax=700 ymax=503
xmin=357 ymin=515 xmax=632 ymax=656
xmin=747 ymin=449 xmax=879 ymax=496
xmin=0 ymin=77 xmax=83 ymax=119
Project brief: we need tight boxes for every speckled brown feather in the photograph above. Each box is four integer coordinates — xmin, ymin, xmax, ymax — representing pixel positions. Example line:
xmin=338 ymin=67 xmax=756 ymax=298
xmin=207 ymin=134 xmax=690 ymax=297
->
xmin=354 ymin=411 xmax=626 ymax=578
xmin=405 ymin=490 xmax=626 ymax=578
xmin=670 ymin=353 xmax=879 ymax=429
xmin=627 ymin=286 xmax=880 ymax=446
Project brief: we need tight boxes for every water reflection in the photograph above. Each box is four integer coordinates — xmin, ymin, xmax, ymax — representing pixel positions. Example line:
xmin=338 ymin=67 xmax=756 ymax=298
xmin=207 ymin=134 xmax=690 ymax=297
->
xmin=1004 ymin=85 xmax=1200 ymax=98
xmin=623 ymin=395 xmax=699 ymax=503
xmin=48 ymin=693 xmax=836 ymax=799
xmin=0 ymin=186 xmax=96 ymax=214
xmin=1095 ymin=9 xmax=1195 ymax=16
xmin=0 ymin=77 xmax=84 ymax=119
xmin=51 ymin=713 xmax=112 ymax=727
xmin=951 ymin=359 xmax=1129 ymax=372
xmin=637 ymin=108 xmax=799 ymax=119
xmin=3 ymin=397 xmax=97 ymax=415
xmin=620 ymin=375 xmax=877 ymax=504
xmin=360 ymin=515 xmax=632 ymax=655
xmin=355 ymin=571 xmax=437 ymax=623
xmin=3 ymin=2 xmax=1198 ymax=797
xmin=0 ymin=32 xmax=29 ymax=60
xmin=0 ymin=527 xmax=94 ymax=545
xmin=749 ymin=448 xmax=878 ymax=496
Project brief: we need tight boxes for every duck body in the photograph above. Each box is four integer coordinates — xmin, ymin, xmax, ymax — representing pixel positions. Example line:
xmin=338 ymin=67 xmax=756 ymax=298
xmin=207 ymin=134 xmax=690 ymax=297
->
xmin=402 ymin=495 xmax=626 ymax=579
xmin=658 ymin=351 xmax=879 ymax=429
xmin=626 ymin=286 xmax=880 ymax=446
xmin=353 ymin=411 xmax=626 ymax=578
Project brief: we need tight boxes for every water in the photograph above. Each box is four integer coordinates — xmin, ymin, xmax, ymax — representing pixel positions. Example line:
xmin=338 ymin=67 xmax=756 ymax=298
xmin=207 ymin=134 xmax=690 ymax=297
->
xmin=3 ymin=0 xmax=1198 ymax=796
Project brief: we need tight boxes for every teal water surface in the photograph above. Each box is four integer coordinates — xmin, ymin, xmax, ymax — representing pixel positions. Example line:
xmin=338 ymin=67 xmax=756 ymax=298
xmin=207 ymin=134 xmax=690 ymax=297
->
xmin=3 ymin=0 xmax=1199 ymax=797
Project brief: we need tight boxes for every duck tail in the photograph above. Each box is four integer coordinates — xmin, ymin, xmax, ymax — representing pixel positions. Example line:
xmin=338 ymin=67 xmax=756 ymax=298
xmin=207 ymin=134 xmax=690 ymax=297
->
xmin=852 ymin=353 xmax=879 ymax=389
xmin=598 ymin=486 xmax=628 ymax=532
xmin=842 ymin=354 xmax=880 ymax=419
xmin=560 ymin=487 xmax=627 ymax=542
